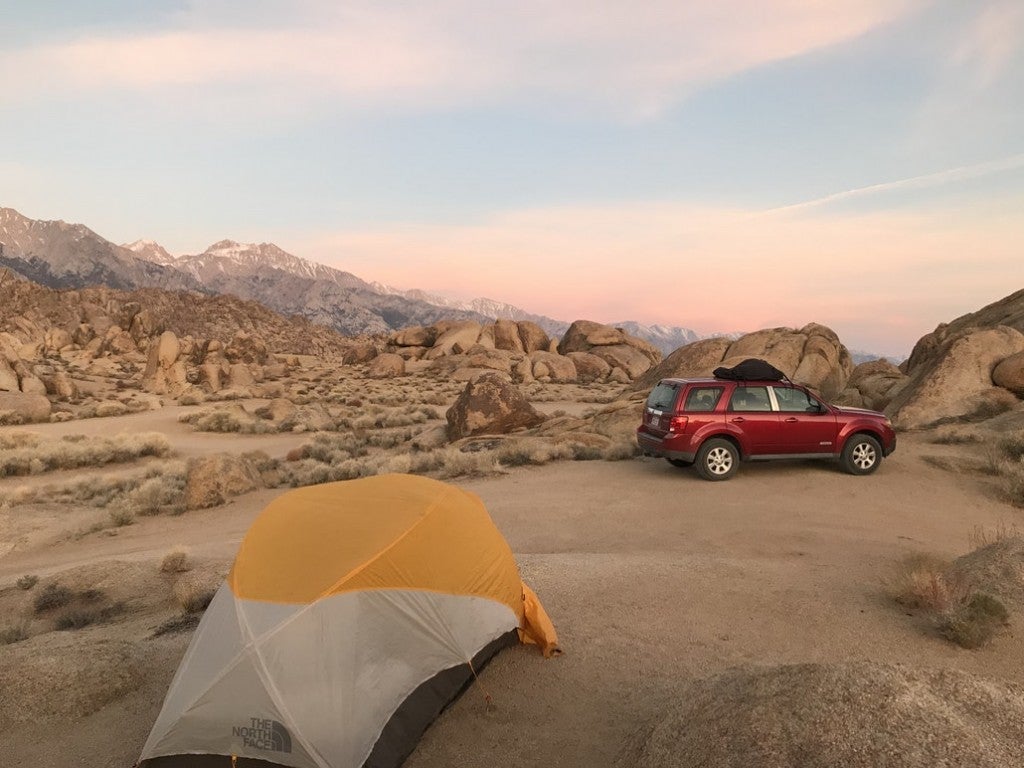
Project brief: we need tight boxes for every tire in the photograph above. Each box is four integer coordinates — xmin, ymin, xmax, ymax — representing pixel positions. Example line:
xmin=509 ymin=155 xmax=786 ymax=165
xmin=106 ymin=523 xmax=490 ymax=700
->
xmin=667 ymin=458 xmax=693 ymax=468
xmin=840 ymin=434 xmax=882 ymax=475
xmin=695 ymin=438 xmax=739 ymax=481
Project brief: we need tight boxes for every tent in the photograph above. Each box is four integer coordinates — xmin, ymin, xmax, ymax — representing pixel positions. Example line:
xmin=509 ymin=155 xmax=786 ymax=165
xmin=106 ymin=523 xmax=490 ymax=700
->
xmin=139 ymin=473 xmax=559 ymax=768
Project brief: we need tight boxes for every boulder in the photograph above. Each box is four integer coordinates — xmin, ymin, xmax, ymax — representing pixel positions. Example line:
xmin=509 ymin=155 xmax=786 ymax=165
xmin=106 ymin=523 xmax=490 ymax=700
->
xmin=566 ymin=351 xmax=611 ymax=382
xmin=228 ymin=363 xmax=256 ymax=388
xmin=156 ymin=330 xmax=180 ymax=369
xmin=342 ymin=343 xmax=379 ymax=365
xmin=0 ymin=391 xmax=52 ymax=424
xmin=0 ymin=358 xmax=19 ymax=392
xmin=517 ymin=321 xmax=551 ymax=354
xmin=590 ymin=344 xmax=654 ymax=380
xmin=425 ymin=321 xmax=483 ymax=359
xmin=185 ymin=454 xmax=264 ymax=510
xmin=887 ymin=326 xmax=1024 ymax=429
xmin=44 ymin=327 xmax=72 ymax=352
xmin=492 ymin=319 xmax=525 ymax=353
xmin=367 ymin=353 xmax=406 ymax=378
xmin=51 ymin=371 xmax=79 ymax=400
xmin=993 ymin=351 xmax=1024 ymax=396
xmin=13 ymin=362 xmax=47 ymax=396
xmin=446 ymin=372 xmax=546 ymax=440
xmin=530 ymin=351 xmax=578 ymax=382
xmin=618 ymin=663 xmax=1024 ymax=768
xmin=391 ymin=326 xmax=437 ymax=347
xmin=631 ymin=338 xmax=734 ymax=393
xmin=836 ymin=359 xmax=908 ymax=411
xmin=199 ymin=362 xmax=225 ymax=392
xmin=558 ymin=320 xmax=622 ymax=353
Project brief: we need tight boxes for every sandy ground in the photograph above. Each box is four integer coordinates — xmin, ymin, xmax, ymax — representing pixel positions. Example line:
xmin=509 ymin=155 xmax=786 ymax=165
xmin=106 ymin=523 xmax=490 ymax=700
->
xmin=1 ymin=409 xmax=1022 ymax=767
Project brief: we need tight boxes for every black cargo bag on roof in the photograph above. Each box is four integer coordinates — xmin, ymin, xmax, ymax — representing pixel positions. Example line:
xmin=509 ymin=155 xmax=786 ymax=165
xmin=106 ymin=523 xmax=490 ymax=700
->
xmin=713 ymin=358 xmax=787 ymax=382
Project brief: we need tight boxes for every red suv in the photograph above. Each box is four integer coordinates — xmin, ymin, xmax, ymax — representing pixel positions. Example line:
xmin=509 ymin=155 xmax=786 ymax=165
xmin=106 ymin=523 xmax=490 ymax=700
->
xmin=636 ymin=377 xmax=897 ymax=480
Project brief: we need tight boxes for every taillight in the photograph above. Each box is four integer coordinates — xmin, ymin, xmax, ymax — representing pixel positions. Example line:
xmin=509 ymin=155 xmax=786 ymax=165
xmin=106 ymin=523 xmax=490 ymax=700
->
xmin=668 ymin=416 xmax=688 ymax=432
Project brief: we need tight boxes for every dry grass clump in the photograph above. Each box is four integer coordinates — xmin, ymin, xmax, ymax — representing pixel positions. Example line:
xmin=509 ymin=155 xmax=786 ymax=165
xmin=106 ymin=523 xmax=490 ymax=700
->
xmin=54 ymin=601 xmax=126 ymax=631
xmin=0 ymin=431 xmax=40 ymax=450
xmin=0 ymin=622 xmax=29 ymax=645
xmin=890 ymin=538 xmax=1014 ymax=648
xmin=151 ymin=613 xmax=201 ymax=637
xmin=937 ymin=593 xmax=1010 ymax=649
xmin=927 ymin=428 xmax=980 ymax=445
xmin=33 ymin=583 xmax=74 ymax=613
xmin=179 ymin=406 xmax=275 ymax=434
xmin=160 ymin=547 xmax=192 ymax=573
xmin=173 ymin=575 xmax=217 ymax=613
xmin=16 ymin=574 xmax=38 ymax=590
xmin=0 ymin=432 xmax=170 ymax=477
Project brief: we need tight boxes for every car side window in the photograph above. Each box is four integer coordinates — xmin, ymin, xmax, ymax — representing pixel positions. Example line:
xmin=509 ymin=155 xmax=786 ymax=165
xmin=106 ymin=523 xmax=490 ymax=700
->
xmin=684 ymin=387 xmax=723 ymax=412
xmin=728 ymin=386 xmax=771 ymax=411
xmin=774 ymin=386 xmax=818 ymax=413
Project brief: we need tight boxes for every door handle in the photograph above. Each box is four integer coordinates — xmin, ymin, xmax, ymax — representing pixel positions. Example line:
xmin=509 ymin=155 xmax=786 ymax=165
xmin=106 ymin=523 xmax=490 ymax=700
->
xmin=784 ymin=417 xmax=799 ymax=422
xmin=730 ymin=417 xmax=745 ymax=423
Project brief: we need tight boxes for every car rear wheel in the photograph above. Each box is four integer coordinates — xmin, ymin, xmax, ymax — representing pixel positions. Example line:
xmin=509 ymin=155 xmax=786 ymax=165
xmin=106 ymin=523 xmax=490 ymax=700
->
xmin=667 ymin=458 xmax=693 ymax=468
xmin=840 ymin=434 xmax=882 ymax=475
xmin=695 ymin=438 xmax=738 ymax=481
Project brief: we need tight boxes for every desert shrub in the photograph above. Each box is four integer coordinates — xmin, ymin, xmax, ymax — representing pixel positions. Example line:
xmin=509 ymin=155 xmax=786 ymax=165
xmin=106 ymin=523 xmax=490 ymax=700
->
xmin=968 ymin=522 xmax=1021 ymax=549
xmin=928 ymin=429 xmax=980 ymax=445
xmin=938 ymin=593 xmax=1010 ymax=649
xmin=601 ymin=439 xmax=640 ymax=461
xmin=113 ymin=472 xmax=188 ymax=516
xmin=54 ymin=601 xmax=125 ymax=631
xmin=0 ymin=623 xmax=29 ymax=645
xmin=1002 ymin=461 xmax=1024 ymax=507
xmin=94 ymin=401 xmax=128 ymax=418
xmin=33 ymin=583 xmax=74 ymax=613
xmin=151 ymin=613 xmax=201 ymax=637
xmin=173 ymin=578 xmax=217 ymax=613
xmin=889 ymin=554 xmax=970 ymax=613
xmin=0 ymin=432 xmax=40 ymax=450
xmin=16 ymin=574 xmax=38 ymax=590
xmin=161 ymin=548 xmax=192 ymax=573
xmin=1000 ymin=434 xmax=1024 ymax=461
xmin=0 ymin=432 xmax=171 ymax=477
xmin=108 ymin=507 xmax=136 ymax=527
xmin=178 ymin=392 xmax=204 ymax=406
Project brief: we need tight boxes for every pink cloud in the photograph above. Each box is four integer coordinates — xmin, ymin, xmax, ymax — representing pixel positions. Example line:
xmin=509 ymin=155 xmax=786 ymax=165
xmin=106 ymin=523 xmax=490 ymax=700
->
xmin=292 ymin=196 xmax=1023 ymax=354
xmin=1 ymin=0 xmax=921 ymax=117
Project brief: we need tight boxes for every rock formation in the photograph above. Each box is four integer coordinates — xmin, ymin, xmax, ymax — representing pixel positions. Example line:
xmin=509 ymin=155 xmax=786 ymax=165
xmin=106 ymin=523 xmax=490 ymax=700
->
xmin=632 ymin=324 xmax=852 ymax=400
xmin=445 ymin=372 xmax=546 ymax=440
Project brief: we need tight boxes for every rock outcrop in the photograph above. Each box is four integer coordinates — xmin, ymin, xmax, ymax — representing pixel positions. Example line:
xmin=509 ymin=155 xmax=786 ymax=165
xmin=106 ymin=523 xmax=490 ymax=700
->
xmin=618 ymin=662 xmax=1024 ymax=768
xmin=835 ymin=359 xmax=908 ymax=411
xmin=389 ymin=318 xmax=659 ymax=384
xmin=184 ymin=454 xmax=265 ymax=510
xmin=885 ymin=326 xmax=1024 ymax=429
xmin=446 ymin=372 xmax=546 ymax=440
xmin=632 ymin=324 xmax=852 ymax=400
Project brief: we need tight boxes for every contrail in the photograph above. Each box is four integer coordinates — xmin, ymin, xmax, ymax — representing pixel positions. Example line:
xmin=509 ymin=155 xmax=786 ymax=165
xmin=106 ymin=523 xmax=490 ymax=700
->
xmin=765 ymin=152 xmax=1024 ymax=215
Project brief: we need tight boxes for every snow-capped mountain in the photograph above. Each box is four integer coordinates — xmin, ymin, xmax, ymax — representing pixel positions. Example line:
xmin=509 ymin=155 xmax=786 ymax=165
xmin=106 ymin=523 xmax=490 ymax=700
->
xmin=0 ymin=207 xmax=200 ymax=292
xmin=613 ymin=321 xmax=699 ymax=355
xmin=123 ymin=239 xmax=176 ymax=267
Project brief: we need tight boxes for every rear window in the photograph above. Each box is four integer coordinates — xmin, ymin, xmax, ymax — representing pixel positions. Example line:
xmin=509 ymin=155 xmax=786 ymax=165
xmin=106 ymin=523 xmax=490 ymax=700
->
xmin=646 ymin=382 xmax=679 ymax=410
xmin=684 ymin=387 xmax=724 ymax=412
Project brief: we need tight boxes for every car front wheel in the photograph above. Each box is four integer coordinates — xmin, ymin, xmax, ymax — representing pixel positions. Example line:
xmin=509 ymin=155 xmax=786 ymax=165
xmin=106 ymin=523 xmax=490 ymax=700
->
xmin=695 ymin=438 xmax=738 ymax=481
xmin=840 ymin=434 xmax=882 ymax=475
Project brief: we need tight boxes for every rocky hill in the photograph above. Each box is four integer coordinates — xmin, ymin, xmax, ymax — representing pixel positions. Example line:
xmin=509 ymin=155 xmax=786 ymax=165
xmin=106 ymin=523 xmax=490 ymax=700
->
xmin=0 ymin=208 xmax=200 ymax=293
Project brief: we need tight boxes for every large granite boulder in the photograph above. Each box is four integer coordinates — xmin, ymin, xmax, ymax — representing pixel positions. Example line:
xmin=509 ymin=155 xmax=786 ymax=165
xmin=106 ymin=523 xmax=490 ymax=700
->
xmin=185 ymin=454 xmax=265 ymax=510
xmin=367 ymin=352 xmax=406 ymax=378
xmin=632 ymin=324 xmax=853 ymax=400
xmin=993 ymin=351 xmax=1024 ymax=396
xmin=835 ymin=359 xmax=908 ymax=411
xmin=530 ymin=351 xmax=577 ymax=383
xmin=425 ymin=321 xmax=483 ymax=360
xmin=557 ymin=320 xmax=662 ymax=380
xmin=0 ymin=391 xmax=51 ymax=424
xmin=886 ymin=326 xmax=1024 ymax=429
xmin=446 ymin=372 xmax=546 ymax=440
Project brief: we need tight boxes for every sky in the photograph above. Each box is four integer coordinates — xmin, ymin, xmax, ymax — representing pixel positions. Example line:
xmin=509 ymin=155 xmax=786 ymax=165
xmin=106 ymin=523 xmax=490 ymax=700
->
xmin=2 ymin=1 xmax=1023 ymax=357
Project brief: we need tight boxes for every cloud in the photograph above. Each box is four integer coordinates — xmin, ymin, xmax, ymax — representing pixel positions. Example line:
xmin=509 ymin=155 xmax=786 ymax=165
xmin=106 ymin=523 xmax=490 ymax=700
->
xmin=766 ymin=152 xmax=1024 ymax=214
xmin=1 ymin=0 xmax=921 ymax=118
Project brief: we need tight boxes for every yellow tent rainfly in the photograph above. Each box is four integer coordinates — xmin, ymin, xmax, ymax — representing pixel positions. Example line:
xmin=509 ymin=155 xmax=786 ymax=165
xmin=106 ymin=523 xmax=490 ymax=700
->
xmin=139 ymin=473 xmax=559 ymax=768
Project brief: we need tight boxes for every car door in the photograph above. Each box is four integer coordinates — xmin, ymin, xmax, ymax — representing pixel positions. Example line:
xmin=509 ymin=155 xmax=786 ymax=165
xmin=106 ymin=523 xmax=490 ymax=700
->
xmin=771 ymin=385 xmax=839 ymax=454
xmin=726 ymin=385 xmax=780 ymax=454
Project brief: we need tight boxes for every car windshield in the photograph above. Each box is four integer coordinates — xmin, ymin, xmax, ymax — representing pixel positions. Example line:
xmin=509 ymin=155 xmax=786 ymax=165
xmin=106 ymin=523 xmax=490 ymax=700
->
xmin=646 ymin=382 xmax=679 ymax=410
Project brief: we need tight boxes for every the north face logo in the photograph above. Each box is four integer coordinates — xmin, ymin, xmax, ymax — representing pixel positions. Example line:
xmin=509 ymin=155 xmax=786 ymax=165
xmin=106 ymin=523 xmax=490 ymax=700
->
xmin=232 ymin=717 xmax=292 ymax=753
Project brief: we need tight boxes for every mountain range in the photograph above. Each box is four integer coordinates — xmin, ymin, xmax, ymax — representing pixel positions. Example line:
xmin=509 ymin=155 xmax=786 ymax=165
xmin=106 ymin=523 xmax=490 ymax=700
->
xmin=1 ymin=205 xmax=717 ymax=353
